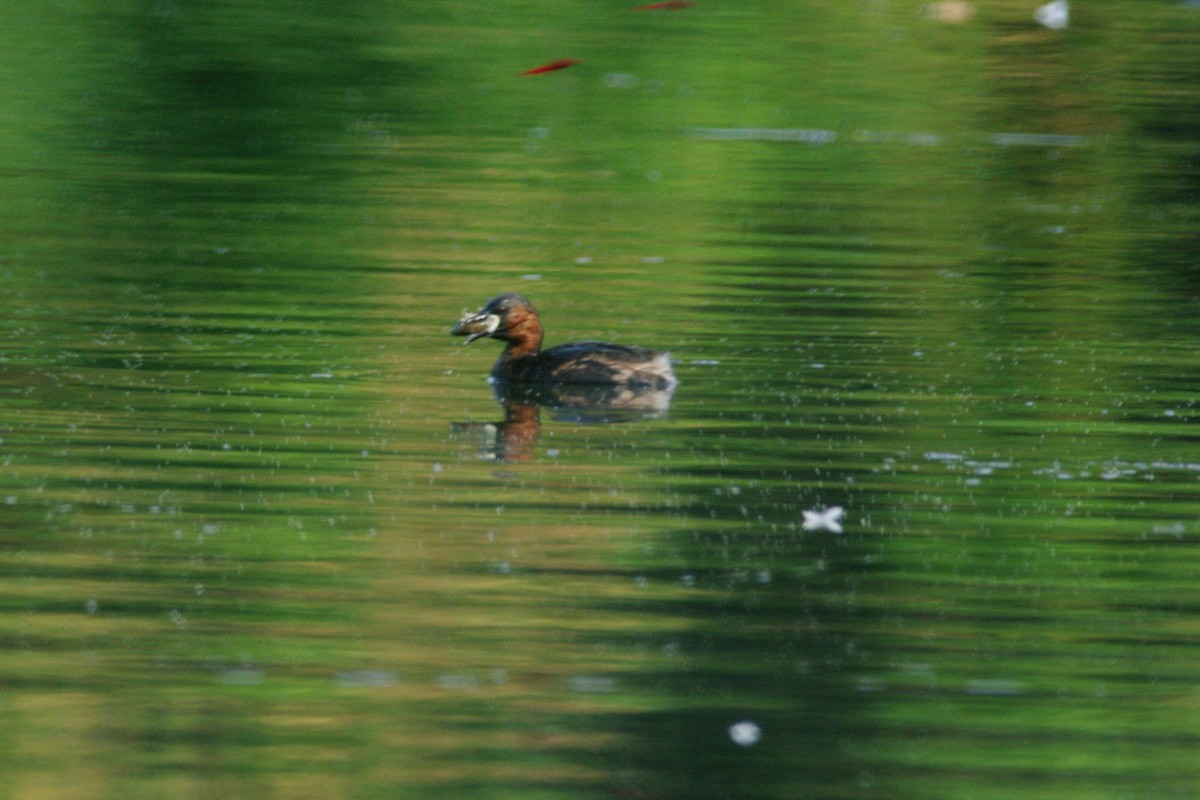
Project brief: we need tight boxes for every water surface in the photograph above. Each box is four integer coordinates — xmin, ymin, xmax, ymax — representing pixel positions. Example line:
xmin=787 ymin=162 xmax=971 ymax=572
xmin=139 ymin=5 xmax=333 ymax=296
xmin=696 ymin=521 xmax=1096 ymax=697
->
xmin=3 ymin=2 xmax=1200 ymax=798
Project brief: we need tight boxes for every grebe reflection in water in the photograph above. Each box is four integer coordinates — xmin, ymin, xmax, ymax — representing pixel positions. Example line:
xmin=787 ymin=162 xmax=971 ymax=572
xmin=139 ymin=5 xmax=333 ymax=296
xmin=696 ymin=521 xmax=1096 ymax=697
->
xmin=451 ymin=293 xmax=677 ymax=460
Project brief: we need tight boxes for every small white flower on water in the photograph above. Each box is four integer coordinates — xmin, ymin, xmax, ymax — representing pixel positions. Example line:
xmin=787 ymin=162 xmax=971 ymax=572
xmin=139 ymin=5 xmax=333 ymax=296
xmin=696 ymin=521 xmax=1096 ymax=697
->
xmin=1034 ymin=0 xmax=1068 ymax=30
xmin=728 ymin=720 xmax=762 ymax=747
xmin=802 ymin=506 xmax=845 ymax=534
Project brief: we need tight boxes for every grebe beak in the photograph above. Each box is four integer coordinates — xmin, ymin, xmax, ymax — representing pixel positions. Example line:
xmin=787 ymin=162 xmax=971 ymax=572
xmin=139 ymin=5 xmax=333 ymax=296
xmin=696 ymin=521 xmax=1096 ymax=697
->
xmin=452 ymin=310 xmax=501 ymax=344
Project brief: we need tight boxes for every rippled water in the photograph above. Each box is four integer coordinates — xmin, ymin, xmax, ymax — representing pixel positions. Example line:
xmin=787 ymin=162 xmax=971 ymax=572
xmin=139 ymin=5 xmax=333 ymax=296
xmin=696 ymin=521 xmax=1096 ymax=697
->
xmin=3 ymin=2 xmax=1200 ymax=798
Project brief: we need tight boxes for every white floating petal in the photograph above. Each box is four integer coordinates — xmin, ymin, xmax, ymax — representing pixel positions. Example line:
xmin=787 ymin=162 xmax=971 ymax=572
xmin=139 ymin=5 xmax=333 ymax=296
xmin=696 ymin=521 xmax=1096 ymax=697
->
xmin=802 ymin=506 xmax=845 ymax=534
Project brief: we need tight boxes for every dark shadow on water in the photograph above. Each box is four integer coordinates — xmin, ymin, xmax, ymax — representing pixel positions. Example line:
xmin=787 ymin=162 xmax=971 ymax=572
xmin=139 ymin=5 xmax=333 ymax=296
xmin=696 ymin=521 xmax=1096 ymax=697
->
xmin=451 ymin=379 xmax=676 ymax=462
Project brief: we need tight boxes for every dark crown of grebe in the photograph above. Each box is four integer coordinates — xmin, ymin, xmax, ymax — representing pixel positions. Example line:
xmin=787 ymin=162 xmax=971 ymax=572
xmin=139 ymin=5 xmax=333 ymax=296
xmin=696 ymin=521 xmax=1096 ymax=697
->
xmin=453 ymin=293 xmax=676 ymax=389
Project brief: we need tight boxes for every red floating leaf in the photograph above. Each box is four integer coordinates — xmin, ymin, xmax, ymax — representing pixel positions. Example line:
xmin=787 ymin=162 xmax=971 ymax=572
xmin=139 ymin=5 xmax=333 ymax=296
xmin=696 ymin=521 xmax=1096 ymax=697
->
xmin=521 ymin=59 xmax=582 ymax=76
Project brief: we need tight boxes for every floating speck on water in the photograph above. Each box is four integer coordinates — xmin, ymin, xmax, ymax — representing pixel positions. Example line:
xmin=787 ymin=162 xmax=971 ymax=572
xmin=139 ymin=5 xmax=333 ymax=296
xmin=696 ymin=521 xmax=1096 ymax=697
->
xmin=567 ymin=674 xmax=618 ymax=693
xmin=335 ymin=670 xmax=397 ymax=688
xmin=802 ymin=506 xmax=845 ymax=534
xmin=217 ymin=668 xmax=265 ymax=686
xmin=1034 ymin=0 xmax=1069 ymax=29
xmin=1152 ymin=523 xmax=1185 ymax=538
xmin=965 ymin=679 xmax=1024 ymax=696
xmin=729 ymin=720 xmax=762 ymax=747
xmin=437 ymin=673 xmax=480 ymax=691
xmin=604 ymin=72 xmax=638 ymax=89
xmin=902 ymin=663 xmax=935 ymax=680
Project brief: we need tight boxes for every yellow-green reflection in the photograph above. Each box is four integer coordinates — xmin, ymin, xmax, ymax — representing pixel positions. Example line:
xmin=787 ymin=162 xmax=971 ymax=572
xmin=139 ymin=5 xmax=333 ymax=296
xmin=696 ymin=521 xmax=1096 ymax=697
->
xmin=2 ymin=1 xmax=1199 ymax=799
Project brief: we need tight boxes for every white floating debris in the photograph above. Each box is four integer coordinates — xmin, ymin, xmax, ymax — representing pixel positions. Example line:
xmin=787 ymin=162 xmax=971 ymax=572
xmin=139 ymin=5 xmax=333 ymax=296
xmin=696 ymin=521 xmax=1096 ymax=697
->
xmin=436 ymin=673 xmax=481 ymax=691
xmin=965 ymin=679 xmax=1024 ymax=696
xmin=335 ymin=670 xmax=398 ymax=688
xmin=685 ymin=127 xmax=837 ymax=144
xmin=922 ymin=1 xmax=976 ymax=23
xmin=987 ymin=132 xmax=1089 ymax=147
xmin=603 ymin=72 xmax=638 ymax=90
xmin=567 ymin=675 xmax=618 ymax=694
xmin=1034 ymin=0 xmax=1069 ymax=30
xmin=217 ymin=667 xmax=265 ymax=686
xmin=728 ymin=720 xmax=762 ymax=747
xmin=802 ymin=506 xmax=845 ymax=534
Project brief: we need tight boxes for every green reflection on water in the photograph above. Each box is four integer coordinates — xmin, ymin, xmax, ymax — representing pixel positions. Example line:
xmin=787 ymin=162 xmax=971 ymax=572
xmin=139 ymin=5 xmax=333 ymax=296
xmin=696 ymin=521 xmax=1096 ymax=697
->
xmin=2 ymin=1 xmax=1200 ymax=799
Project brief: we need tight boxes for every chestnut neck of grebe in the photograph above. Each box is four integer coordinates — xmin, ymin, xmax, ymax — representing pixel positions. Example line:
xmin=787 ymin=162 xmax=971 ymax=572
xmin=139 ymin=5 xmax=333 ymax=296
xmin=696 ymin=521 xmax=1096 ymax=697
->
xmin=496 ymin=302 xmax=544 ymax=359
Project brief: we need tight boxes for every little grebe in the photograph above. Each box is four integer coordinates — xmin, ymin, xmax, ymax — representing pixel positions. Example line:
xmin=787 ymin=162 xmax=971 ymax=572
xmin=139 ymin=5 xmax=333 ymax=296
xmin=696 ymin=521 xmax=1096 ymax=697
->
xmin=452 ymin=293 xmax=676 ymax=389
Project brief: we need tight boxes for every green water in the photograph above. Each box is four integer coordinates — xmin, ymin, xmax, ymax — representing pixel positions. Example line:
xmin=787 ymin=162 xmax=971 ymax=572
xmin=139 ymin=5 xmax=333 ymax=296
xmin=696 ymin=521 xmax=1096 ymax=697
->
xmin=3 ymin=1 xmax=1199 ymax=798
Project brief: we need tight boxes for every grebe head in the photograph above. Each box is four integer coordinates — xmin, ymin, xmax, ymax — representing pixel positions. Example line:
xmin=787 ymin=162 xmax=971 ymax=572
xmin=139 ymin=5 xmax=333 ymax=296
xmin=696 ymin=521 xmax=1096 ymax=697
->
xmin=452 ymin=293 xmax=543 ymax=350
